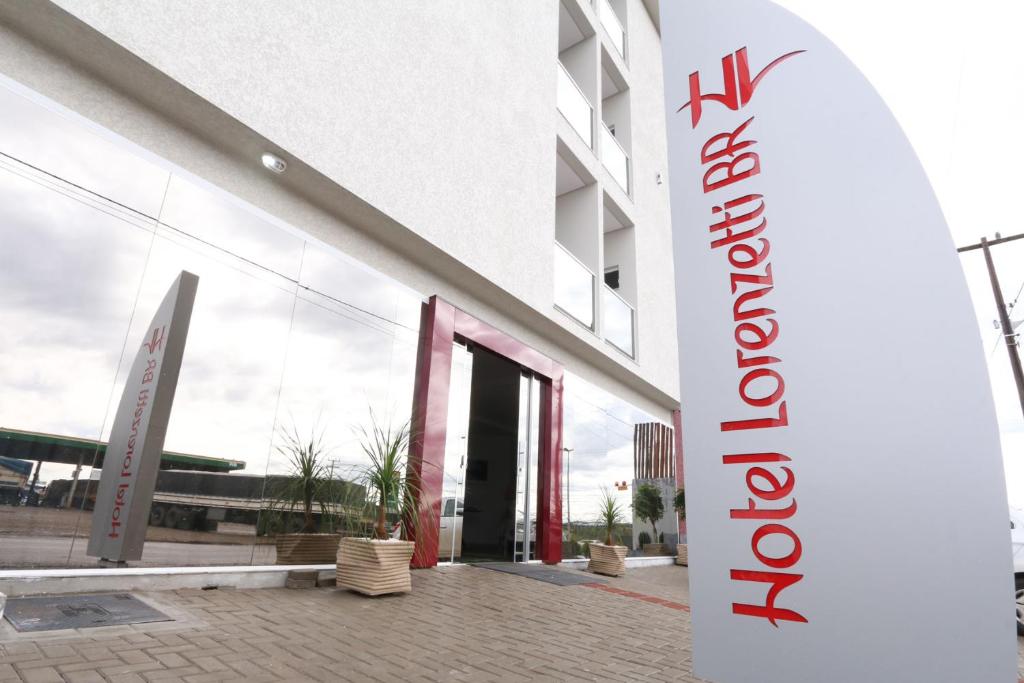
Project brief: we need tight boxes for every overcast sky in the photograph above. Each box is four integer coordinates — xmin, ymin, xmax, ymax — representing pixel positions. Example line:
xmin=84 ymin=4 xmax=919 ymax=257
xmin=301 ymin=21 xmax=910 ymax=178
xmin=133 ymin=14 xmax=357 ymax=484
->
xmin=773 ymin=0 xmax=1024 ymax=507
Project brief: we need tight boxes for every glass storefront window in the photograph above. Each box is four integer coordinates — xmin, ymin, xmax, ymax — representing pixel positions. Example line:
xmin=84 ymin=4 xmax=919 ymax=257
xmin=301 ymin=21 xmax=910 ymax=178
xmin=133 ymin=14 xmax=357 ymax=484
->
xmin=561 ymin=372 xmax=677 ymax=557
xmin=0 ymin=82 xmax=170 ymax=217
xmin=0 ymin=78 xmax=422 ymax=568
xmin=0 ymin=75 xmax=674 ymax=571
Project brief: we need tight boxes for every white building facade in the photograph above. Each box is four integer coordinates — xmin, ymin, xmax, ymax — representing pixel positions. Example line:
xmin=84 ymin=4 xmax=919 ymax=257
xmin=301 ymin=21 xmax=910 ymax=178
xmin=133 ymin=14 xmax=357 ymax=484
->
xmin=0 ymin=0 xmax=681 ymax=568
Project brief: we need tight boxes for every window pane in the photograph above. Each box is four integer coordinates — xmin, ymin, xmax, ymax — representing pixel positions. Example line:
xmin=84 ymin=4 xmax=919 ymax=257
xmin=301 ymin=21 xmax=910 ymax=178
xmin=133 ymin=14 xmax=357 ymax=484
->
xmin=562 ymin=372 xmax=677 ymax=557
xmin=0 ymin=82 xmax=170 ymax=217
xmin=159 ymin=175 xmax=305 ymax=282
xmin=0 ymin=155 xmax=155 ymax=568
xmin=0 ymin=84 xmax=425 ymax=568
xmin=554 ymin=243 xmax=595 ymax=328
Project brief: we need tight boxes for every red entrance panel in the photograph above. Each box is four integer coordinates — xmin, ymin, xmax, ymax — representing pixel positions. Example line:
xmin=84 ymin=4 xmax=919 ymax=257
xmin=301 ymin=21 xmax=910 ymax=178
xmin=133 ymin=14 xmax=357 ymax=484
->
xmin=407 ymin=296 xmax=564 ymax=567
xmin=407 ymin=298 xmax=455 ymax=569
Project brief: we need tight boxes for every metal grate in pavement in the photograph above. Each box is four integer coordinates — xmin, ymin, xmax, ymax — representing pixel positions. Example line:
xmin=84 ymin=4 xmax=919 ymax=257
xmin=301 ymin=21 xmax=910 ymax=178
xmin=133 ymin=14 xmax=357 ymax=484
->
xmin=472 ymin=562 xmax=607 ymax=586
xmin=3 ymin=593 xmax=171 ymax=632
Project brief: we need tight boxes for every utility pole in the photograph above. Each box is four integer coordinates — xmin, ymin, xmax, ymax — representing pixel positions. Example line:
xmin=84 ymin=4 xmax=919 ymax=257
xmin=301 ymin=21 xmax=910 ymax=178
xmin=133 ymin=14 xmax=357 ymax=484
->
xmin=958 ymin=232 xmax=1024 ymax=419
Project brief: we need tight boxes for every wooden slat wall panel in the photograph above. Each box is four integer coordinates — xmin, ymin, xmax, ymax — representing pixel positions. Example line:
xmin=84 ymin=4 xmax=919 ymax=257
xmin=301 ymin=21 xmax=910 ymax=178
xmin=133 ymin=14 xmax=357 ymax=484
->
xmin=633 ymin=422 xmax=675 ymax=480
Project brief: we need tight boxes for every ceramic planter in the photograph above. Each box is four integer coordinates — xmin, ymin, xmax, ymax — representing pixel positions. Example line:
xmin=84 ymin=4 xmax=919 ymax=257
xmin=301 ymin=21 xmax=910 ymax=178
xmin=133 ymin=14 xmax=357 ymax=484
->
xmin=676 ymin=543 xmax=688 ymax=566
xmin=588 ymin=542 xmax=628 ymax=577
xmin=275 ymin=533 xmax=341 ymax=565
xmin=336 ymin=537 xmax=415 ymax=596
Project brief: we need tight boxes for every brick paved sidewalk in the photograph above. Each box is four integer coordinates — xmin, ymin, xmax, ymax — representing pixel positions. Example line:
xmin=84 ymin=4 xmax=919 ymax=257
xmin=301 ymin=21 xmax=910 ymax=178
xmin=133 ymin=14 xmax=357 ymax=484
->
xmin=0 ymin=564 xmax=1021 ymax=682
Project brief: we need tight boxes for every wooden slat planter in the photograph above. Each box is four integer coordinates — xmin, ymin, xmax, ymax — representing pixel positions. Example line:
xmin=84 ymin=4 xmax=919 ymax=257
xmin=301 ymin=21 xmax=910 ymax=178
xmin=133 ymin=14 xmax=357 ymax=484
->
xmin=588 ymin=543 xmax=628 ymax=577
xmin=642 ymin=542 xmax=667 ymax=556
xmin=676 ymin=543 xmax=688 ymax=566
xmin=275 ymin=533 xmax=341 ymax=565
xmin=336 ymin=537 xmax=415 ymax=596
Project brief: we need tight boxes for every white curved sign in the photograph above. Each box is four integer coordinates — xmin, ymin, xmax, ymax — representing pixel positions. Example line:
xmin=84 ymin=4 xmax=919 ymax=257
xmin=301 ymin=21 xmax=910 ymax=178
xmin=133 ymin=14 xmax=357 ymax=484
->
xmin=662 ymin=1 xmax=1016 ymax=681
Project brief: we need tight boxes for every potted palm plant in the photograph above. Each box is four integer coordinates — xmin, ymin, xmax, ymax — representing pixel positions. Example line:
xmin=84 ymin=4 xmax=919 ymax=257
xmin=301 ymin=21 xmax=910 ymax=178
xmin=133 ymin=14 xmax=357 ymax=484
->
xmin=588 ymin=488 xmax=628 ymax=577
xmin=269 ymin=425 xmax=343 ymax=565
xmin=336 ymin=415 xmax=423 ymax=596
xmin=674 ymin=487 xmax=687 ymax=566
xmin=635 ymin=483 xmax=667 ymax=556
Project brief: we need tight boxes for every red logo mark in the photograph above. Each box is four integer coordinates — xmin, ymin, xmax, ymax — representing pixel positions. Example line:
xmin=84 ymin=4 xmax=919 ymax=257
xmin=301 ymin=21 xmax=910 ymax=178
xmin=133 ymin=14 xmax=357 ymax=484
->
xmin=678 ymin=47 xmax=805 ymax=128
xmin=144 ymin=326 xmax=165 ymax=355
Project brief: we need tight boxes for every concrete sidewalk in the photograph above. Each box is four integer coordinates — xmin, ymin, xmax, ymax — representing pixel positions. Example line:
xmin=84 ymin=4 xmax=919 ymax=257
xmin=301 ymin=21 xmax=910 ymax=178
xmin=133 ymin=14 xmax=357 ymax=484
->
xmin=0 ymin=564 xmax=1020 ymax=682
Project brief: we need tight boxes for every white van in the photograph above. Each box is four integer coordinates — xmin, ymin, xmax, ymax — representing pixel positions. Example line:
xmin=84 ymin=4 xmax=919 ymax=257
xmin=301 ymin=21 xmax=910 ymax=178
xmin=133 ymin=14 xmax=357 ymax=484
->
xmin=1011 ymin=510 xmax=1024 ymax=635
xmin=439 ymin=497 xmax=464 ymax=559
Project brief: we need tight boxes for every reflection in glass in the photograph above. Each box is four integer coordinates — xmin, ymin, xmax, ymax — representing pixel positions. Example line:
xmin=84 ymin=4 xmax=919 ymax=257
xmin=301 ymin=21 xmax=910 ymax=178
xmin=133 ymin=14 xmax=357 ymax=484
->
xmin=266 ymin=283 xmax=421 ymax=543
xmin=554 ymin=242 xmax=595 ymax=329
xmin=0 ymin=80 xmax=425 ymax=569
xmin=561 ymin=372 xmax=676 ymax=557
xmin=440 ymin=343 xmax=473 ymax=562
xmin=99 ymin=224 xmax=298 ymax=564
xmin=602 ymin=285 xmax=635 ymax=357
xmin=513 ymin=373 xmax=541 ymax=562
xmin=526 ymin=376 xmax=541 ymax=560
xmin=159 ymin=175 xmax=305 ymax=281
xmin=0 ymin=81 xmax=170 ymax=217
xmin=0 ymin=153 xmax=157 ymax=568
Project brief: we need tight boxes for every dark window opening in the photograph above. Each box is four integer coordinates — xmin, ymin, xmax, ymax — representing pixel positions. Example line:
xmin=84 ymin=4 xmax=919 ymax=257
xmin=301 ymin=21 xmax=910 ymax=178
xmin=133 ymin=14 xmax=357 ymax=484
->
xmin=604 ymin=267 xmax=620 ymax=290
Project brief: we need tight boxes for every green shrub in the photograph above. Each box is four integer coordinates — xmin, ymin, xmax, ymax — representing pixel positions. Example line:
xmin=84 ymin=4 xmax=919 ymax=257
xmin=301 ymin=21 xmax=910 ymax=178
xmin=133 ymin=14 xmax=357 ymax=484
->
xmin=639 ymin=531 xmax=651 ymax=546
xmin=597 ymin=487 xmax=626 ymax=546
xmin=634 ymin=484 xmax=665 ymax=542
xmin=673 ymin=488 xmax=686 ymax=520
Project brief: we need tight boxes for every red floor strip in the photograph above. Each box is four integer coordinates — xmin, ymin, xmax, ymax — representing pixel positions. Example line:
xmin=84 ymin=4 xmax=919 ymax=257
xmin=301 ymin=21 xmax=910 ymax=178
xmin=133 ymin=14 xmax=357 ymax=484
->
xmin=583 ymin=582 xmax=691 ymax=612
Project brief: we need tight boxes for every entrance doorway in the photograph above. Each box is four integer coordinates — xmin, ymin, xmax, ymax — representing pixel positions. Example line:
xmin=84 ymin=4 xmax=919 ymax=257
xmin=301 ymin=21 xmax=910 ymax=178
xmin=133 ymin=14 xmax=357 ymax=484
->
xmin=438 ymin=343 xmax=542 ymax=563
xmin=409 ymin=296 xmax=563 ymax=568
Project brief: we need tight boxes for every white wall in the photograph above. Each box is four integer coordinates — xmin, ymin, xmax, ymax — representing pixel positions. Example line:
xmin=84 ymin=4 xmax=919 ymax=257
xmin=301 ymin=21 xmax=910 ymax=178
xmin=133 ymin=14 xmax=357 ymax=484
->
xmin=556 ymin=184 xmax=600 ymax=272
xmin=560 ymin=37 xmax=599 ymax=107
xmin=45 ymin=0 xmax=559 ymax=313
xmin=602 ymin=90 xmax=632 ymax=153
xmin=619 ymin=0 xmax=679 ymax=392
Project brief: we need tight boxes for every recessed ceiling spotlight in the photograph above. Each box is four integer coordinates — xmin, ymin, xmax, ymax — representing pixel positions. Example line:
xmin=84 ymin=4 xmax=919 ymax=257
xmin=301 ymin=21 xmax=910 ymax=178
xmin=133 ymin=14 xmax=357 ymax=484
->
xmin=261 ymin=152 xmax=287 ymax=174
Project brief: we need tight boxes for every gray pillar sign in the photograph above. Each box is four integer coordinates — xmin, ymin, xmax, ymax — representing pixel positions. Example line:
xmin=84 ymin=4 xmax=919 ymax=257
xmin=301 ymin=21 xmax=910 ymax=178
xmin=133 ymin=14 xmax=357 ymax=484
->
xmin=88 ymin=271 xmax=198 ymax=562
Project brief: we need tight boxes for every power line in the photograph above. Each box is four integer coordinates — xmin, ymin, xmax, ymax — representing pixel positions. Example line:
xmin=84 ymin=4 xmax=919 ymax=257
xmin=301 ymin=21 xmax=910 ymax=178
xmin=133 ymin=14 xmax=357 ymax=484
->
xmin=1010 ymin=278 xmax=1024 ymax=313
xmin=0 ymin=149 xmax=419 ymax=335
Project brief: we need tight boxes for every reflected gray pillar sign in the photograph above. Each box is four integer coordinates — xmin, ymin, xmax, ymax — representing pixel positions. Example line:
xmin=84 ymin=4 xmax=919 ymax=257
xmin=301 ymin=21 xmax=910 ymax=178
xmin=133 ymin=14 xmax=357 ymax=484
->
xmin=661 ymin=2 xmax=1016 ymax=681
xmin=87 ymin=271 xmax=198 ymax=562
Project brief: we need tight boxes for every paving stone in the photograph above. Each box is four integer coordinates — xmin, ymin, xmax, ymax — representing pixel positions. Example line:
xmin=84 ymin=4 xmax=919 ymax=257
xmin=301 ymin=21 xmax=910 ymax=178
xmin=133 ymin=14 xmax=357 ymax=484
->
xmin=17 ymin=666 xmax=63 ymax=683
xmin=0 ymin=567 xmax=1019 ymax=681
xmin=63 ymin=672 xmax=106 ymax=683
xmin=142 ymin=667 xmax=202 ymax=681
xmin=59 ymin=659 xmax=123 ymax=673
xmin=108 ymin=675 xmax=148 ymax=683
xmin=154 ymin=653 xmax=190 ymax=668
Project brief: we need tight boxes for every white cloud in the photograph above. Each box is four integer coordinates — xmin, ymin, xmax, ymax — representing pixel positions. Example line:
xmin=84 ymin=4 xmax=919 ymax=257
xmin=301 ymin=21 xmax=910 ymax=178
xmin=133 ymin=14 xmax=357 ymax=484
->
xmin=774 ymin=0 xmax=1024 ymax=506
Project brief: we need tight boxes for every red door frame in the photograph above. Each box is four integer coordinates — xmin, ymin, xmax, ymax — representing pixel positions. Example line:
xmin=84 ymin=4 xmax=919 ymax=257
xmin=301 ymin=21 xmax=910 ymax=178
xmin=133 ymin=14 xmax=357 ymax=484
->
xmin=407 ymin=296 xmax=564 ymax=567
